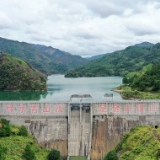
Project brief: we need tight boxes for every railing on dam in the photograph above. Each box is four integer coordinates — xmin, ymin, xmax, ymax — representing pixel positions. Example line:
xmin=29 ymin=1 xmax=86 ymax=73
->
xmin=1 ymin=100 xmax=160 ymax=116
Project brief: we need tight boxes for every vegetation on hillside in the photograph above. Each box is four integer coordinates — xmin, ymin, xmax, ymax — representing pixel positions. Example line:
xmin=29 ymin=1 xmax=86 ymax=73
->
xmin=104 ymin=126 xmax=160 ymax=160
xmin=0 ymin=37 xmax=87 ymax=74
xmin=86 ymin=42 xmax=153 ymax=61
xmin=103 ymin=150 xmax=117 ymax=160
xmin=129 ymin=64 xmax=160 ymax=92
xmin=115 ymin=85 xmax=160 ymax=99
xmin=115 ymin=63 xmax=160 ymax=99
xmin=0 ymin=53 xmax=47 ymax=91
xmin=65 ymin=43 xmax=160 ymax=77
xmin=0 ymin=118 xmax=62 ymax=160
xmin=47 ymin=148 xmax=61 ymax=160
xmin=0 ymin=37 xmax=69 ymax=74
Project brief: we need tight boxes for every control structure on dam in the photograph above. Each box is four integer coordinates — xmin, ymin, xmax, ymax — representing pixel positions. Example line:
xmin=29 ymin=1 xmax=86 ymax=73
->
xmin=1 ymin=94 xmax=160 ymax=160
xmin=68 ymin=94 xmax=93 ymax=160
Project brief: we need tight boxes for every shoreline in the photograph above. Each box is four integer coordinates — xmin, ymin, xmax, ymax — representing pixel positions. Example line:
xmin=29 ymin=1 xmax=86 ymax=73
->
xmin=112 ymin=89 xmax=123 ymax=93
xmin=113 ymin=89 xmax=136 ymax=100
xmin=113 ymin=86 xmax=160 ymax=100
xmin=0 ymin=90 xmax=47 ymax=92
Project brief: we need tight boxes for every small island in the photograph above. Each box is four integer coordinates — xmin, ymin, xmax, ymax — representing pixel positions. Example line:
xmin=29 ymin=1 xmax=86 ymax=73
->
xmin=0 ymin=53 xmax=47 ymax=91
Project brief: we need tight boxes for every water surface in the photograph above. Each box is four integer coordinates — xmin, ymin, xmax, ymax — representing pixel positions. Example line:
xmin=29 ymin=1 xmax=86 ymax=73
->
xmin=0 ymin=75 xmax=123 ymax=101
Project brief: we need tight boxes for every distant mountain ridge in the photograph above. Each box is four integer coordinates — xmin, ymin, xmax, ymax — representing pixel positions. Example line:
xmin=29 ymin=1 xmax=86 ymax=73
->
xmin=31 ymin=44 xmax=87 ymax=69
xmin=0 ymin=37 xmax=155 ymax=76
xmin=85 ymin=54 xmax=106 ymax=60
xmin=86 ymin=42 xmax=154 ymax=60
xmin=65 ymin=42 xmax=160 ymax=77
xmin=0 ymin=37 xmax=87 ymax=75
xmin=134 ymin=42 xmax=153 ymax=47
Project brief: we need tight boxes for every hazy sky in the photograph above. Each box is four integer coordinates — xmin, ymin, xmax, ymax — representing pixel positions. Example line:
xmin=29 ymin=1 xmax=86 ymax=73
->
xmin=0 ymin=0 xmax=160 ymax=57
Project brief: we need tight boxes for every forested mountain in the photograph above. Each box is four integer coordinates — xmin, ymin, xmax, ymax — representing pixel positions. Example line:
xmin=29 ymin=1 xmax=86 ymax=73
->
xmin=0 ymin=37 xmax=87 ymax=75
xmin=0 ymin=53 xmax=47 ymax=91
xmin=86 ymin=42 xmax=153 ymax=61
xmin=65 ymin=43 xmax=160 ymax=77
xmin=85 ymin=53 xmax=107 ymax=60
xmin=31 ymin=44 xmax=87 ymax=69
xmin=85 ymin=51 xmax=120 ymax=60
xmin=0 ymin=37 xmax=69 ymax=74
xmin=134 ymin=41 xmax=153 ymax=47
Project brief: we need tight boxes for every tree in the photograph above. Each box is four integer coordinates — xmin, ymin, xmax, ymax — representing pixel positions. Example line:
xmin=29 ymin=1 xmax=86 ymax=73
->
xmin=103 ymin=150 xmax=118 ymax=160
xmin=0 ymin=144 xmax=3 ymax=159
xmin=23 ymin=145 xmax=35 ymax=160
xmin=122 ymin=76 xmax=129 ymax=85
xmin=0 ymin=144 xmax=7 ymax=159
xmin=4 ymin=124 xmax=11 ymax=136
xmin=19 ymin=125 xmax=28 ymax=136
xmin=47 ymin=148 xmax=61 ymax=160
xmin=0 ymin=118 xmax=9 ymax=125
xmin=0 ymin=128 xmax=6 ymax=137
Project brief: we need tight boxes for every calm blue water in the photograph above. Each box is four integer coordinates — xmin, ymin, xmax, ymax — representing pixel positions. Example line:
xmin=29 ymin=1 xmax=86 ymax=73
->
xmin=42 ymin=75 xmax=123 ymax=101
xmin=0 ymin=75 xmax=123 ymax=101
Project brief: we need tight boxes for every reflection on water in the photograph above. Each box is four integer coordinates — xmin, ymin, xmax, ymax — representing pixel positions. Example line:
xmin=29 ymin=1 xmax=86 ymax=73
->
xmin=0 ymin=91 xmax=48 ymax=101
xmin=0 ymin=75 xmax=123 ymax=101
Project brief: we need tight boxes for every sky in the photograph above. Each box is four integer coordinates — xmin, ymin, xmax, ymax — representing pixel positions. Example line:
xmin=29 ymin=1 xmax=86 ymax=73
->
xmin=0 ymin=0 xmax=160 ymax=57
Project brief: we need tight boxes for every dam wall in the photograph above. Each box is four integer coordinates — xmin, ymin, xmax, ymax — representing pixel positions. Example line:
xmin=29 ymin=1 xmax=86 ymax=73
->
xmin=1 ymin=100 xmax=160 ymax=159
xmin=0 ymin=101 xmax=69 ymax=159
xmin=91 ymin=115 xmax=160 ymax=160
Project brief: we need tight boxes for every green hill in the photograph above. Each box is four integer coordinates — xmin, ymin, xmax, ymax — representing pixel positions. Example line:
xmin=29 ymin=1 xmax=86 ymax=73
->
xmin=116 ymin=63 xmax=160 ymax=99
xmin=134 ymin=41 xmax=153 ymax=47
xmin=0 ymin=37 xmax=69 ymax=75
xmin=104 ymin=126 xmax=160 ymax=160
xmin=65 ymin=43 xmax=160 ymax=77
xmin=86 ymin=42 xmax=153 ymax=61
xmin=130 ymin=64 xmax=160 ymax=92
xmin=0 ymin=53 xmax=47 ymax=91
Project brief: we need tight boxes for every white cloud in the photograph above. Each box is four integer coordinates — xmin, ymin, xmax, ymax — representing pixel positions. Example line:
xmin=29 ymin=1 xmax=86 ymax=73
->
xmin=0 ymin=0 xmax=160 ymax=57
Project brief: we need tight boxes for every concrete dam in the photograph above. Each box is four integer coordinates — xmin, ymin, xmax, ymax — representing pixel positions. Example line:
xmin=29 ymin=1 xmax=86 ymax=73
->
xmin=1 ymin=96 xmax=160 ymax=160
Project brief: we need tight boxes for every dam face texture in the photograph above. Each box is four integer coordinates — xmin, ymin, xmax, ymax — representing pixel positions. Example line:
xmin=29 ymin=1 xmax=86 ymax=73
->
xmin=1 ymin=99 xmax=160 ymax=160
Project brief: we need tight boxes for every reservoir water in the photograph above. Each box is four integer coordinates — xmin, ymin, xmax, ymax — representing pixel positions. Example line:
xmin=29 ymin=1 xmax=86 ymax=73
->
xmin=0 ymin=75 xmax=123 ymax=101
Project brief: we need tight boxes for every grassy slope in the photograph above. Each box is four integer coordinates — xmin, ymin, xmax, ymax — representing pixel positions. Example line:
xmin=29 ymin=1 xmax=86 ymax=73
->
xmin=0 ymin=134 xmax=49 ymax=160
xmin=0 ymin=118 xmax=50 ymax=160
xmin=115 ymin=126 xmax=160 ymax=160
xmin=65 ymin=43 xmax=160 ymax=77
